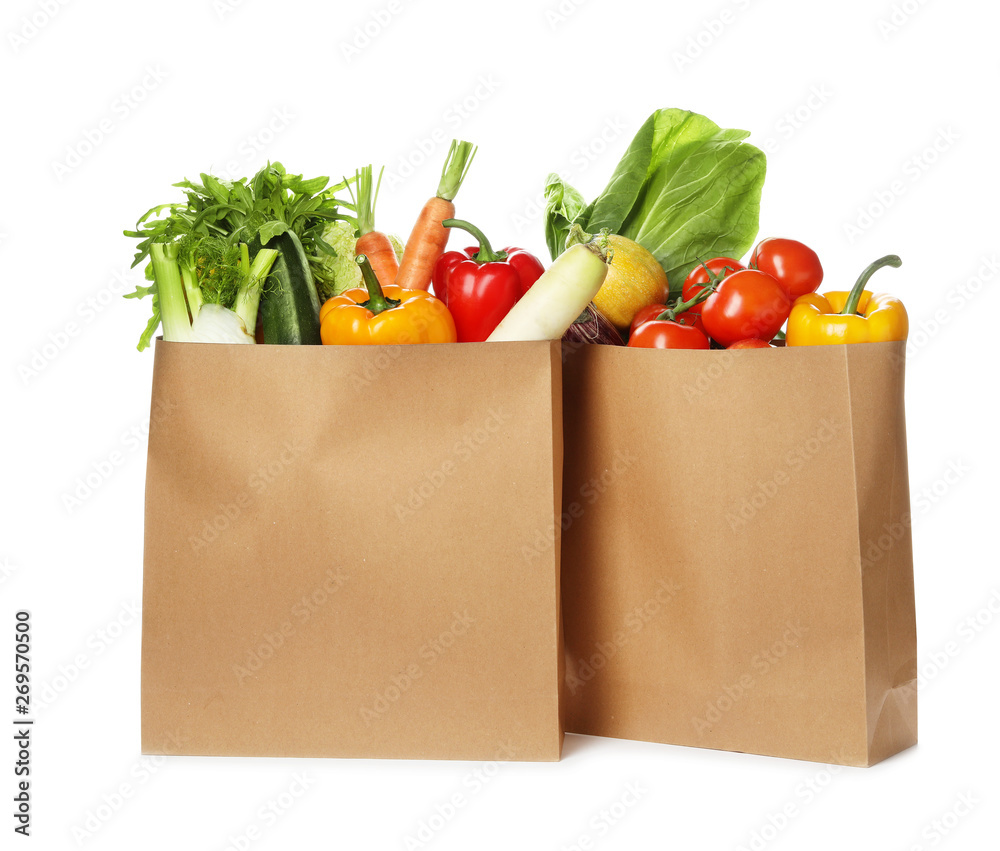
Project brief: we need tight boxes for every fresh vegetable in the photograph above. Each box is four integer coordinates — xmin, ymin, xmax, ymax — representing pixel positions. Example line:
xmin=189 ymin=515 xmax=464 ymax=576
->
xmin=543 ymin=175 xmax=587 ymax=269
xmin=544 ymin=108 xmax=765 ymax=298
xmin=313 ymin=220 xmax=404 ymax=300
xmin=434 ymin=242 xmax=544 ymax=303
xmin=259 ymin=231 xmax=323 ymax=345
xmin=563 ymin=304 xmax=624 ymax=346
xmin=750 ymin=238 xmax=823 ymax=301
xmin=124 ymin=163 xmax=353 ymax=349
xmin=565 ymin=226 xmax=668 ymax=331
xmin=786 ymin=255 xmax=907 ymax=346
xmin=190 ymin=303 xmax=256 ymax=345
xmin=395 ymin=140 xmax=477 ymax=292
xmin=502 ymin=246 xmax=546 ymax=297
xmin=681 ymin=257 xmax=745 ymax=316
xmin=432 ymin=243 xmax=545 ymax=301
xmin=728 ymin=338 xmax=772 ymax=349
xmin=630 ymin=303 xmax=703 ymax=337
xmin=626 ymin=286 xmax=710 ymax=349
xmin=487 ymin=237 xmax=611 ymax=342
xmin=348 ymin=165 xmax=398 ymax=288
xmin=146 ymin=242 xmax=192 ymax=344
xmin=628 ymin=318 xmax=709 ymax=349
xmin=430 ymin=219 xmax=545 ymax=342
xmin=320 ymin=255 xmax=456 ymax=345
xmin=701 ymin=269 xmax=791 ymax=346
xmin=141 ymin=240 xmax=278 ymax=345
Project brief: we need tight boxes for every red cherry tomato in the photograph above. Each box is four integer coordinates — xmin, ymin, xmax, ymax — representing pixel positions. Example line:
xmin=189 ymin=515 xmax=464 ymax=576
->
xmin=681 ymin=257 xmax=745 ymax=315
xmin=750 ymin=238 xmax=823 ymax=301
xmin=629 ymin=304 xmax=704 ymax=337
xmin=627 ymin=319 xmax=710 ymax=349
xmin=727 ymin=338 xmax=772 ymax=349
xmin=701 ymin=270 xmax=791 ymax=347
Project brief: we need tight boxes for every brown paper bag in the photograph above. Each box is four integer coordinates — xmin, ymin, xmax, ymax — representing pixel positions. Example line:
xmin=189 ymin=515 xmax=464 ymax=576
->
xmin=141 ymin=339 xmax=564 ymax=761
xmin=561 ymin=341 xmax=916 ymax=766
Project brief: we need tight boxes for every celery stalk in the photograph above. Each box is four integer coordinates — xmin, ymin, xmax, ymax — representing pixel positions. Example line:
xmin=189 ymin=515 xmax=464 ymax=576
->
xmin=149 ymin=243 xmax=193 ymax=343
xmin=180 ymin=261 xmax=203 ymax=318
xmin=232 ymin=247 xmax=278 ymax=334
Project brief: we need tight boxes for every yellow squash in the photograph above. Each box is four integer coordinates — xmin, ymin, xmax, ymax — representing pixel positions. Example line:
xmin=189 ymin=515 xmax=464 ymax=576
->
xmin=589 ymin=234 xmax=668 ymax=331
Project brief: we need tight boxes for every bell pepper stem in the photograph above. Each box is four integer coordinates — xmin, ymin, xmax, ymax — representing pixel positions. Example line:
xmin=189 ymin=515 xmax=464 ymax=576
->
xmin=841 ymin=255 xmax=902 ymax=315
xmin=441 ymin=218 xmax=505 ymax=264
xmin=357 ymin=254 xmax=392 ymax=315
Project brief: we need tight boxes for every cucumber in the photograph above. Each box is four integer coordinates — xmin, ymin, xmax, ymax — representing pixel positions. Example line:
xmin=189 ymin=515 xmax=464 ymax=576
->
xmin=259 ymin=231 xmax=323 ymax=345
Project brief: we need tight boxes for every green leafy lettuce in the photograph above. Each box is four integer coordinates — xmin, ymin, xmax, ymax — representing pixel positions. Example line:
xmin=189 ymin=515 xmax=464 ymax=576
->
xmin=544 ymin=108 xmax=766 ymax=298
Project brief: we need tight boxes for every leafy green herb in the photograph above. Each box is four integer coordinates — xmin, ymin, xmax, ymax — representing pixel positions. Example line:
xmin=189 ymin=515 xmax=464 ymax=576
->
xmin=545 ymin=109 xmax=766 ymax=298
xmin=123 ymin=163 xmax=356 ymax=349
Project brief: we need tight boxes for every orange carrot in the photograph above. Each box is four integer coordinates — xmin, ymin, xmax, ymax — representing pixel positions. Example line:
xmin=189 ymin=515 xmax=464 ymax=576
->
xmin=394 ymin=196 xmax=454 ymax=292
xmin=356 ymin=230 xmax=397 ymax=288
xmin=347 ymin=165 xmax=398 ymax=288
xmin=395 ymin=140 xmax=476 ymax=291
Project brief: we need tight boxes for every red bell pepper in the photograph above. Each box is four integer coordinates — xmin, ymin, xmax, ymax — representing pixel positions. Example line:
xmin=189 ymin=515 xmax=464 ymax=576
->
xmin=501 ymin=245 xmax=546 ymax=297
xmin=431 ymin=219 xmax=545 ymax=342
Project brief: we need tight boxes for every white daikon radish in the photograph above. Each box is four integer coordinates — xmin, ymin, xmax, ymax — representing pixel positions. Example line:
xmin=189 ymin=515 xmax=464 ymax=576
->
xmin=487 ymin=238 xmax=610 ymax=342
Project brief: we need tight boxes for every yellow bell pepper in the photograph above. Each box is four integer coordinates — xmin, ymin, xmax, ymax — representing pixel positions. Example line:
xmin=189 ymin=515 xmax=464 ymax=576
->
xmin=320 ymin=255 xmax=456 ymax=345
xmin=786 ymin=255 xmax=907 ymax=346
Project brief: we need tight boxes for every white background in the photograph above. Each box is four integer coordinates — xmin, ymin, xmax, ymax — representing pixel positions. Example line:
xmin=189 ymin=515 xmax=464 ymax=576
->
xmin=2 ymin=0 xmax=998 ymax=848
